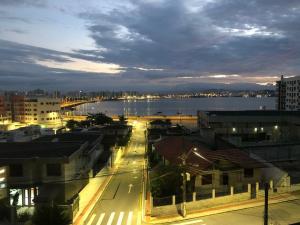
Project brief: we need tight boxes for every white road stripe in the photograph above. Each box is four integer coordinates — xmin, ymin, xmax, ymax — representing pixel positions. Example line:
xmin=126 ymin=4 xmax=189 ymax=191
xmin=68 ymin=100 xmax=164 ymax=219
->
xmin=96 ymin=213 xmax=105 ymax=225
xmin=116 ymin=212 xmax=124 ymax=225
xmin=107 ymin=212 xmax=115 ymax=225
xmin=86 ymin=214 xmax=96 ymax=225
xmin=137 ymin=211 xmax=141 ymax=225
xmin=173 ymin=219 xmax=204 ymax=225
xmin=126 ymin=211 xmax=133 ymax=225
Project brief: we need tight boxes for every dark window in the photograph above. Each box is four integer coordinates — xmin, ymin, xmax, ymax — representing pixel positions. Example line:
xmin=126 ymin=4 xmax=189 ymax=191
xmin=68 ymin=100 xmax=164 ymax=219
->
xmin=9 ymin=164 xmax=23 ymax=177
xmin=202 ymin=174 xmax=212 ymax=185
xmin=244 ymin=168 xmax=254 ymax=178
xmin=221 ymin=173 xmax=229 ymax=185
xmin=46 ymin=163 xmax=61 ymax=176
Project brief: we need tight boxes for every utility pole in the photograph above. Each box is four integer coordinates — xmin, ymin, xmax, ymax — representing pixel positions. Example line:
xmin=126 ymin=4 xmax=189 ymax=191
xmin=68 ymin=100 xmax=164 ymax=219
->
xmin=264 ymin=183 xmax=269 ymax=225
xmin=182 ymin=157 xmax=187 ymax=218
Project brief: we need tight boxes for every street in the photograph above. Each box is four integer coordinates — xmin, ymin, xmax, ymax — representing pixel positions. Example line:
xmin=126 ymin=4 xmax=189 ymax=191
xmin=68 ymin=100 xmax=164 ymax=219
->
xmin=84 ymin=121 xmax=146 ymax=225
xmin=167 ymin=199 xmax=300 ymax=225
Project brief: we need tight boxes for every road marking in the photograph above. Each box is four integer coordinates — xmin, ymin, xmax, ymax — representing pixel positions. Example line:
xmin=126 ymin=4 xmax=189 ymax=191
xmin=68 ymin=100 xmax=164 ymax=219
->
xmin=95 ymin=213 xmax=105 ymax=225
xmin=116 ymin=212 xmax=124 ymax=225
xmin=126 ymin=211 xmax=133 ymax=225
xmin=173 ymin=219 xmax=204 ymax=225
xmin=86 ymin=214 xmax=96 ymax=225
xmin=107 ymin=212 xmax=115 ymax=225
xmin=128 ymin=184 xmax=133 ymax=193
xmin=137 ymin=211 xmax=141 ymax=225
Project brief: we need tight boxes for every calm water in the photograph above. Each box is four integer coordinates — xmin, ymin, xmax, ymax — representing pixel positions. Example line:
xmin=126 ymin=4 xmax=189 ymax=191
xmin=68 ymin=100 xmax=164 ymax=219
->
xmin=74 ymin=97 xmax=276 ymax=116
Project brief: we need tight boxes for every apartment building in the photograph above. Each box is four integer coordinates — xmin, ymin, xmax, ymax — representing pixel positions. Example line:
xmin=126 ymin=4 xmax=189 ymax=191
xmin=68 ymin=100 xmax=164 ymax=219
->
xmin=0 ymin=95 xmax=62 ymax=128
xmin=23 ymin=97 xmax=61 ymax=126
xmin=0 ymin=96 xmax=11 ymax=125
xmin=276 ymin=75 xmax=300 ymax=111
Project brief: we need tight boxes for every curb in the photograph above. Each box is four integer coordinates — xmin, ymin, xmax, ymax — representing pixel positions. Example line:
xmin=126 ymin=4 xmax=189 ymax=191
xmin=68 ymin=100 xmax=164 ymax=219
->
xmin=148 ymin=193 xmax=299 ymax=224
xmin=73 ymin=166 xmax=118 ymax=225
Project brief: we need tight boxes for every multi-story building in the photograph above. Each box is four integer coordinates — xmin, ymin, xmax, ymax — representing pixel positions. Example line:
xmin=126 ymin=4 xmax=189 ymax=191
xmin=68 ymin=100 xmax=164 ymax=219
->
xmin=0 ymin=95 xmax=62 ymax=128
xmin=197 ymin=110 xmax=300 ymax=143
xmin=276 ymin=75 xmax=300 ymax=111
xmin=0 ymin=96 xmax=12 ymax=125
xmin=22 ymin=97 xmax=61 ymax=127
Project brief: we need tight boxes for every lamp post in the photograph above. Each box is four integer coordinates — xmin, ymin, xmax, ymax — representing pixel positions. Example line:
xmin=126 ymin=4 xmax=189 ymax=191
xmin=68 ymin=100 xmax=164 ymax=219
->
xmin=178 ymin=147 xmax=199 ymax=218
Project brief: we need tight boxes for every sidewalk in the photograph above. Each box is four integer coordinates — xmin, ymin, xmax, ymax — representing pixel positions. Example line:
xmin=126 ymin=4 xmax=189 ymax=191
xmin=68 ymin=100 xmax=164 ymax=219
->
xmin=73 ymin=166 xmax=117 ymax=225
xmin=146 ymin=192 xmax=300 ymax=224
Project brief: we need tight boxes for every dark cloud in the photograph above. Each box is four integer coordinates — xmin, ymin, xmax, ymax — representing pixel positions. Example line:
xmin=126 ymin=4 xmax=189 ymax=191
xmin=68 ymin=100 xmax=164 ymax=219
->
xmin=0 ymin=0 xmax=46 ymax=7
xmin=1 ymin=0 xmax=300 ymax=90
xmin=80 ymin=0 xmax=300 ymax=78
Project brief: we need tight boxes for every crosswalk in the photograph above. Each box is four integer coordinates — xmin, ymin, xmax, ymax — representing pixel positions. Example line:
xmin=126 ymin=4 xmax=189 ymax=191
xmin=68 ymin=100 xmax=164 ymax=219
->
xmin=85 ymin=211 xmax=141 ymax=225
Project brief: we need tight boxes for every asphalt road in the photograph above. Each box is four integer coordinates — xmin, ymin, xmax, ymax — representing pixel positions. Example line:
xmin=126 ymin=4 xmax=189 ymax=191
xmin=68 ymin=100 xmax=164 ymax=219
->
xmin=167 ymin=199 xmax=300 ymax=225
xmin=84 ymin=121 xmax=146 ymax=225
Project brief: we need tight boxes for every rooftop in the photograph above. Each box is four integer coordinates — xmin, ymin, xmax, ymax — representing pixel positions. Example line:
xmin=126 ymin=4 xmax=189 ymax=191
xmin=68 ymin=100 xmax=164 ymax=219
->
xmin=34 ymin=132 xmax=102 ymax=144
xmin=200 ymin=110 xmax=300 ymax=117
xmin=0 ymin=142 xmax=82 ymax=159
xmin=154 ymin=136 xmax=264 ymax=174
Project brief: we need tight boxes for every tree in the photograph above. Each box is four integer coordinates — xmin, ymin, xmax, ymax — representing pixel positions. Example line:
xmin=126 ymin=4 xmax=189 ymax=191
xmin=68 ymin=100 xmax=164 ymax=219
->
xmin=79 ymin=119 xmax=91 ymax=128
xmin=150 ymin=165 xmax=182 ymax=197
xmin=32 ymin=205 xmax=70 ymax=225
xmin=118 ymin=115 xmax=127 ymax=124
xmin=65 ymin=120 xmax=79 ymax=130
xmin=87 ymin=113 xmax=113 ymax=125
xmin=0 ymin=201 xmax=10 ymax=221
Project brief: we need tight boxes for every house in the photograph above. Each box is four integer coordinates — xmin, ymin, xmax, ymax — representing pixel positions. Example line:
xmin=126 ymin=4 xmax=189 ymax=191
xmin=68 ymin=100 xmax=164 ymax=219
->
xmin=0 ymin=133 xmax=103 ymax=207
xmin=153 ymin=136 xmax=289 ymax=196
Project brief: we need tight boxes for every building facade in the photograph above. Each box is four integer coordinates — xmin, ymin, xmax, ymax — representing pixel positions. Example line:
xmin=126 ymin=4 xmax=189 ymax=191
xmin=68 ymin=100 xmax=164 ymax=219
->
xmin=22 ymin=97 xmax=61 ymax=126
xmin=276 ymin=75 xmax=300 ymax=111
xmin=197 ymin=110 xmax=300 ymax=143
xmin=0 ymin=96 xmax=12 ymax=125
xmin=0 ymin=95 xmax=62 ymax=128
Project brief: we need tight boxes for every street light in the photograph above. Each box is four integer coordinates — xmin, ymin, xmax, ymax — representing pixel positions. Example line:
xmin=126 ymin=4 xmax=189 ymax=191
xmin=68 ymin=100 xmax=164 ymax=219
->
xmin=178 ymin=147 xmax=209 ymax=218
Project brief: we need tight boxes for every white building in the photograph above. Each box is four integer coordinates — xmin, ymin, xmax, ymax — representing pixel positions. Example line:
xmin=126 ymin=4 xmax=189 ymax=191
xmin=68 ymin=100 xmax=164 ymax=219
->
xmin=277 ymin=75 xmax=300 ymax=111
xmin=23 ymin=97 xmax=62 ymax=127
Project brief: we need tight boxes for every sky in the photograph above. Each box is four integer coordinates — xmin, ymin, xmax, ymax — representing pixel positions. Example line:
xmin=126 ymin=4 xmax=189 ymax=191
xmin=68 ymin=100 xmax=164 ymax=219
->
xmin=0 ymin=0 xmax=300 ymax=91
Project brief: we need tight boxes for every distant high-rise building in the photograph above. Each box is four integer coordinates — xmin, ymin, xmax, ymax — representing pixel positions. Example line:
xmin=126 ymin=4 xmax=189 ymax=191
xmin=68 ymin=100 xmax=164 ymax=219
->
xmin=276 ymin=75 xmax=300 ymax=111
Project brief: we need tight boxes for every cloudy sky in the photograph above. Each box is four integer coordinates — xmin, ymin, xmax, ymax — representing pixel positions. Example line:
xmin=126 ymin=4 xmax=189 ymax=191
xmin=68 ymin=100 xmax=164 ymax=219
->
xmin=0 ymin=0 xmax=299 ymax=91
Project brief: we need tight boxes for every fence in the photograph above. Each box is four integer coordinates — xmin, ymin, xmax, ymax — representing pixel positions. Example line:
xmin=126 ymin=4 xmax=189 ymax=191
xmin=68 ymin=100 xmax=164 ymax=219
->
xmin=151 ymin=182 xmax=257 ymax=208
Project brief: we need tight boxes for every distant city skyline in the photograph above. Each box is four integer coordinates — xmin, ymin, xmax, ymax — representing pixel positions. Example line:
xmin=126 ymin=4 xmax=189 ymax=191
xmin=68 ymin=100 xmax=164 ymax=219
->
xmin=1 ymin=0 xmax=300 ymax=91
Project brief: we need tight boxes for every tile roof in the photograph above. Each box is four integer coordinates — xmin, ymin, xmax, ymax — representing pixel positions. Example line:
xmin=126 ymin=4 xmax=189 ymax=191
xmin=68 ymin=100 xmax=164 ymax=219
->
xmin=154 ymin=136 xmax=264 ymax=174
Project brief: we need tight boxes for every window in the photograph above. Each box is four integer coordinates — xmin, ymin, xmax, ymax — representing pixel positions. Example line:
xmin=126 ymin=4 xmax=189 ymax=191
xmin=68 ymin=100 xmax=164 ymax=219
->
xmin=9 ymin=164 xmax=23 ymax=177
xmin=221 ymin=173 xmax=229 ymax=185
xmin=46 ymin=163 xmax=61 ymax=176
xmin=202 ymin=174 xmax=212 ymax=185
xmin=244 ymin=168 xmax=254 ymax=178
